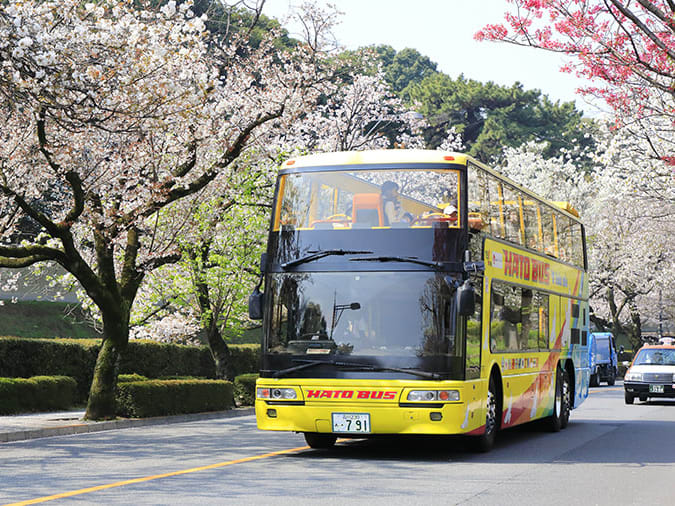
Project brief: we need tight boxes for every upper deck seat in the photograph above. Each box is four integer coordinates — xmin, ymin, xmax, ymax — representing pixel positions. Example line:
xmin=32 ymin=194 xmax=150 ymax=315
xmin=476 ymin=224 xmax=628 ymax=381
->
xmin=352 ymin=193 xmax=384 ymax=227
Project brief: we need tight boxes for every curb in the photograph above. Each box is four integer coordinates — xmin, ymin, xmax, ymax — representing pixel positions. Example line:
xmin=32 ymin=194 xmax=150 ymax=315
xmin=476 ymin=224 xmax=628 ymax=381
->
xmin=0 ymin=407 xmax=255 ymax=443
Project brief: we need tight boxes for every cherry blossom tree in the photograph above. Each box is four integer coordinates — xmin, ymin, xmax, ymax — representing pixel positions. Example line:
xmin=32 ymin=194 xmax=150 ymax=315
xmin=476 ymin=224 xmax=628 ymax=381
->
xmin=271 ymin=53 xmax=428 ymax=154
xmin=129 ymin=152 xmax=272 ymax=380
xmin=123 ymin=2 xmax=352 ymax=381
xmin=0 ymin=0 xmax=325 ymax=419
xmin=499 ymin=122 xmax=675 ymax=348
xmin=129 ymin=56 xmax=429 ymax=378
xmin=585 ymin=115 xmax=675 ymax=346
xmin=476 ymin=0 xmax=675 ymax=162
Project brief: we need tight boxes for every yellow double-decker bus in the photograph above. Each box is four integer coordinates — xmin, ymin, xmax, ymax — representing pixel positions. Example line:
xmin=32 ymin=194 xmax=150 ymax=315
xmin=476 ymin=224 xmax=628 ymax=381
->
xmin=249 ymin=150 xmax=589 ymax=451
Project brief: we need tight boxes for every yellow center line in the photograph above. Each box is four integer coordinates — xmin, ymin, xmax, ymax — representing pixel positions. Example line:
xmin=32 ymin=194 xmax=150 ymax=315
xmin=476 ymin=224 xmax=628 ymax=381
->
xmin=589 ymin=387 xmax=623 ymax=393
xmin=3 ymin=445 xmax=310 ymax=506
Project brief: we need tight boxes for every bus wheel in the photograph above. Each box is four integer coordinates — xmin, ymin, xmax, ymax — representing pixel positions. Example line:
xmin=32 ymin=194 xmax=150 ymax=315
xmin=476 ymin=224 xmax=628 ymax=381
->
xmin=560 ymin=368 xmax=571 ymax=429
xmin=607 ymin=370 xmax=616 ymax=386
xmin=475 ymin=374 xmax=499 ymax=452
xmin=548 ymin=365 xmax=570 ymax=432
xmin=304 ymin=432 xmax=337 ymax=449
xmin=589 ymin=373 xmax=599 ymax=387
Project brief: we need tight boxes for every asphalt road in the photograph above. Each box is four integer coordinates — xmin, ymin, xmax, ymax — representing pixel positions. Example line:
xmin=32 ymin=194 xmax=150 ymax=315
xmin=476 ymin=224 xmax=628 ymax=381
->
xmin=1 ymin=382 xmax=674 ymax=506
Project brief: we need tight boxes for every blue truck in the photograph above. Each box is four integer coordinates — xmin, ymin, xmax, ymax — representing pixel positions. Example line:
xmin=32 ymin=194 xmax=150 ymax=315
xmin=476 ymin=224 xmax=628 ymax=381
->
xmin=589 ymin=332 xmax=619 ymax=386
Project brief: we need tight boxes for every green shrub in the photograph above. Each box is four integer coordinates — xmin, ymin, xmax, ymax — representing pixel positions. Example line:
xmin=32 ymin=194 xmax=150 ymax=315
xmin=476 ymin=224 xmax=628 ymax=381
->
xmin=0 ymin=337 xmax=260 ymax=403
xmin=119 ymin=340 xmax=208 ymax=378
xmin=116 ymin=379 xmax=233 ymax=418
xmin=228 ymin=345 xmax=260 ymax=378
xmin=0 ymin=376 xmax=77 ymax=414
xmin=158 ymin=376 xmax=206 ymax=380
xmin=0 ymin=337 xmax=98 ymax=402
xmin=118 ymin=373 xmax=148 ymax=383
xmin=234 ymin=373 xmax=258 ymax=406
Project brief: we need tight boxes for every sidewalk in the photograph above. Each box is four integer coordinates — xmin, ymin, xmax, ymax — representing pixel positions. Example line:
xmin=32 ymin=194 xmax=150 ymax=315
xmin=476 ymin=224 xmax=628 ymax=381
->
xmin=0 ymin=407 xmax=255 ymax=443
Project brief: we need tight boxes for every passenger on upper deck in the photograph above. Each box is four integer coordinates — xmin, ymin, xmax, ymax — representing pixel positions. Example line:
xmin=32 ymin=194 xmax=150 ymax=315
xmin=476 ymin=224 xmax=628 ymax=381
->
xmin=381 ymin=181 xmax=403 ymax=225
xmin=443 ymin=204 xmax=458 ymax=220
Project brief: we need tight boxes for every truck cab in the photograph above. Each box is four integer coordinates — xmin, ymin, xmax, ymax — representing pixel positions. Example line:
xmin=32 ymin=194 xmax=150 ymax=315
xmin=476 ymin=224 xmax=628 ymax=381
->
xmin=589 ymin=332 xmax=618 ymax=386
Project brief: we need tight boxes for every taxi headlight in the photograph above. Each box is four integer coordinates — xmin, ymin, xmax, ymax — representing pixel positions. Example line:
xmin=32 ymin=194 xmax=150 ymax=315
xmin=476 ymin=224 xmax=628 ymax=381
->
xmin=407 ymin=390 xmax=460 ymax=402
xmin=257 ymin=387 xmax=297 ymax=400
xmin=625 ymin=371 xmax=643 ymax=382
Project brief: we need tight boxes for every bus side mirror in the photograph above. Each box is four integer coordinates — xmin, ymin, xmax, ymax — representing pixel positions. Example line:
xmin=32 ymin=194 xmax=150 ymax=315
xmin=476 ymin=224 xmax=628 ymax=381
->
xmin=248 ymin=288 xmax=263 ymax=320
xmin=248 ymin=252 xmax=267 ymax=320
xmin=457 ymin=280 xmax=475 ymax=317
xmin=260 ymin=252 xmax=267 ymax=274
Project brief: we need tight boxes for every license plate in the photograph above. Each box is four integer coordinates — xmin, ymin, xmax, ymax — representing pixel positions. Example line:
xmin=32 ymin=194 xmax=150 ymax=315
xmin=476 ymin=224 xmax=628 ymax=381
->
xmin=332 ymin=413 xmax=371 ymax=433
xmin=649 ymin=384 xmax=664 ymax=393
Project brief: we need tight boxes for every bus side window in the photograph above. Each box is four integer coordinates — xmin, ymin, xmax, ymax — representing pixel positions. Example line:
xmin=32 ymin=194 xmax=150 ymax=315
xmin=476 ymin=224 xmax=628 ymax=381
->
xmin=490 ymin=282 xmax=522 ymax=352
xmin=502 ymin=184 xmax=523 ymax=246
xmin=557 ymin=215 xmax=572 ymax=263
xmin=487 ymin=175 xmax=503 ymax=238
xmin=538 ymin=292 xmax=550 ymax=350
xmin=569 ymin=221 xmax=584 ymax=268
xmin=523 ymin=200 xmax=542 ymax=252
xmin=465 ymin=274 xmax=482 ymax=380
xmin=541 ymin=208 xmax=556 ymax=257
xmin=522 ymin=290 xmax=549 ymax=350
xmin=467 ymin=163 xmax=490 ymax=231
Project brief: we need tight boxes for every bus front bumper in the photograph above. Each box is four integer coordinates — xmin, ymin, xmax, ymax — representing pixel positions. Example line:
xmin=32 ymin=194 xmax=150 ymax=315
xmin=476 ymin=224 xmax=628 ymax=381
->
xmin=255 ymin=400 xmax=477 ymax=435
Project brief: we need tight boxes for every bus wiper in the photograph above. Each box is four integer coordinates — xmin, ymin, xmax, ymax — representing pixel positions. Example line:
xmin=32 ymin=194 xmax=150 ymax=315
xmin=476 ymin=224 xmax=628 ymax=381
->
xmin=281 ymin=249 xmax=373 ymax=270
xmin=274 ymin=358 xmax=441 ymax=379
xmin=349 ymin=255 xmax=447 ymax=270
xmin=272 ymin=360 xmax=329 ymax=377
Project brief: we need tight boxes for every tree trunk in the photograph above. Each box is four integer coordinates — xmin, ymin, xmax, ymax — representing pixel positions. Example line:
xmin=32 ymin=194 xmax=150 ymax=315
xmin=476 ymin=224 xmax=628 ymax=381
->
xmin=207 ymin=323 xmax=235 ymax=381
xmin=85 ymin=308 xmax=130 ymax=420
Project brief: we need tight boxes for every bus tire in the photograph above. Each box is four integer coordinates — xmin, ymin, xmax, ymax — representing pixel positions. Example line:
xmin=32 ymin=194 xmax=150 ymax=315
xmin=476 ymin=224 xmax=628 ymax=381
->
xmin=548 ymin=365 xmax=570 ymax=432
xmin=589 ymin=373 xmax=599 ymax=387
xmin=475 ymin=374 xmax=500 ymax=452
xmin=304 ymin=432 xmax=337 ymax=449
xmin=560 ymin=368 xmax=571 ymax=429
xmin=607 ymin=370 xmax=616 ymax=386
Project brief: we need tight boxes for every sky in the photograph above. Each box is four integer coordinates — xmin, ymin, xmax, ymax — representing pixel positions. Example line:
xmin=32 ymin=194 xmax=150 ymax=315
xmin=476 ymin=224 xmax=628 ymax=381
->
xmin=263 ymin=0 xmax=605 ymax=117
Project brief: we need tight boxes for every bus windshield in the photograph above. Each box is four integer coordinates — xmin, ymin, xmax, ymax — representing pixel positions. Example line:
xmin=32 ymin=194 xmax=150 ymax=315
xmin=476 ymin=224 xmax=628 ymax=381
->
xmin=274 ymin=168 xmax=461 ymax=230
xmin=264 ymin=271 xmax=467 ymax=378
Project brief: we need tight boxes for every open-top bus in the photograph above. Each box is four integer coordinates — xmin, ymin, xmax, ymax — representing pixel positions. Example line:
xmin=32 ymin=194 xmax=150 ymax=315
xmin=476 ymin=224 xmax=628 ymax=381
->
xmin=249 ymin=150 xmax=589 ymax=451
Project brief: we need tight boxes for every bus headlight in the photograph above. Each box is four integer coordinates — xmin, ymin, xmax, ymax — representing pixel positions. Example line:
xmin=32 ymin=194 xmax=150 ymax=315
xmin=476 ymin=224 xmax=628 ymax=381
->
xmin=257 ymin=387 xmax=298 ymax=400
xmin=407 ymin=390 xmax=460 ymax=402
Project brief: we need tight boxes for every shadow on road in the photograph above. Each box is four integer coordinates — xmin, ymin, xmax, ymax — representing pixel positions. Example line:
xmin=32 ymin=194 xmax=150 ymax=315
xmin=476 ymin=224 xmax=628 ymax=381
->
xmin=288 ymin=416 xmax=675 ymax=465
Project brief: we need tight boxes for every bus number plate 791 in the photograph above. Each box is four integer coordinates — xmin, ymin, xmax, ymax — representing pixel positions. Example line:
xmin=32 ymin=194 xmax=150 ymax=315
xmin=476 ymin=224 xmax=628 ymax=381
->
xmin=332 ymin=413 xmax=371 ymax=433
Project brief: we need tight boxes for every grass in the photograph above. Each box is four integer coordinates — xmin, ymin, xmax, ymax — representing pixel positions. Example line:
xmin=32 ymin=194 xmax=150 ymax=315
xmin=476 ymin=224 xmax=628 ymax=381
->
xmin=0 ymin=299 xmax=261 ymax=344
xmin=0 ymin=300 xmax=102 ymax=339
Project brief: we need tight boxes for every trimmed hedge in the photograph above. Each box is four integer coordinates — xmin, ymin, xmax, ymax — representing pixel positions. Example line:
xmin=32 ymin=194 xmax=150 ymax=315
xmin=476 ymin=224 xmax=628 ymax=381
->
xmin=116 ymin=379 xmax=233 ymax=418
xmin=0 ymin=376 xmax=78 ymax=414
xmin=0 ymin=337 xmax=98 ymax=402
xmin=234 ymin=373 xmax=258 ymax=406
xmin=118 ymin=373 xmax=148 ymax=383
xmin=0 ymin=337 xmax=260 ymax=402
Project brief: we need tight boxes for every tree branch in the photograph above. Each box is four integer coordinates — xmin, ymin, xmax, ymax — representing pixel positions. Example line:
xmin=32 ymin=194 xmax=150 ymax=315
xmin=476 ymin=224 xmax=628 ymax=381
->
xmin=634 ymin=0 xmax=675 ymax=34
xmin=122 ymin=107 xmax=284 ymax=226
xmin=607 ymin=0 xmax=675 ymax=61
xmin=138 ymin=252 xmax=182 ymax=272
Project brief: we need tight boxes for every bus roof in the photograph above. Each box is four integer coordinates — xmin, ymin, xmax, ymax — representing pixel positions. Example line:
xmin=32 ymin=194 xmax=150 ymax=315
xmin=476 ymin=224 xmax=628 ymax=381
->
xmin=281 ymin=149 xmax=470 ymax=169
